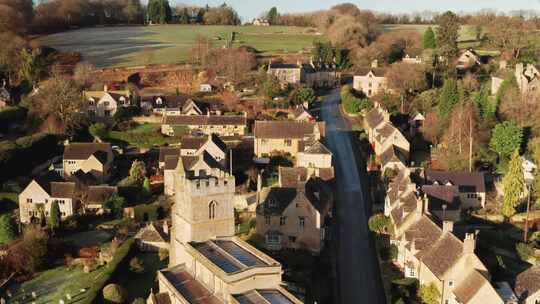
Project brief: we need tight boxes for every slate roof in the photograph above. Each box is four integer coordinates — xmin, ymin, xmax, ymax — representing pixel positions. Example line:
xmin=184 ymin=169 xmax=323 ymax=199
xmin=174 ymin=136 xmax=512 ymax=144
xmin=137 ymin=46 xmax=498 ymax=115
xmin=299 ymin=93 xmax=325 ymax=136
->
xmin=181 ymin=134 xmax=227 ymax=152
xmin=258 ymin=187 xmax=298 ymax=215
xmin=356 ymin=67 xmax=387 ymax=77
xmin=86 ymin=186 xmax=117 ymax=205
xmin=254 ymin=121 xmax=325 ymax=139
xmin=34 ymin=172 xmax=64 ymax=194
xmin=135 ymin=222 xmax=169 ymax=243
xmin=417 ymin=232 xmax=464 ymax=278
xmin=163 ymin=115 xmax=246 ymax=126
xmin=403 ymin=215 xmax=442 ymax=253
xmin=375 ymin=122 xmax=398 ymax=143
xmin=380 ymin=145 xmax=407 ymax=167
xmin=164 ymin=155 xmax=180 ymax=170
xmin=453 ymin=269 xmax=490 ymax=303
xmin=302 ymin=140 xmax=332 ymax=155
xmin=390 ymin=190 xmax=419 ymax=228
xmin=425 ymin=170 xmax=486 ymax=193
xmin=365 ymin=108 xmax=386 ymax=130
xmin=50 ymin=182 xmax=76 ymax=198
xmin=516 ymin=266 xmax=540 ymax=299
xmin=279 ymin=167 xmax=334 ymax=188
xmin=159 ymin=147 xmax=180 ymax=163
xmin=64 ymin=143 xmax=111 ymax=161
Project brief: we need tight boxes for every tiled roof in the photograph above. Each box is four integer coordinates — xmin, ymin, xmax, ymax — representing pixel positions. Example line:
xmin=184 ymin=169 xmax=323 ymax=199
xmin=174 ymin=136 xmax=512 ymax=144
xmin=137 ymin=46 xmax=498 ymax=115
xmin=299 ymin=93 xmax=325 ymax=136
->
xmin=425 ymin=170 xmax=486 ymax=193
xmin=135 ymin=223 xmax=169 ymax=243
xmin=64 ymin=143 xmax=111 ymax=161
xmin=258 ymin=187 xmax=297 ymax=215
xmin=516 ymin=266 xmax=540 ymax=298
xmin=453 ymin=269 xmax=490 ymax=303
xmin=365 ymin=108 xmax=386 ymax=130
xmin=86 ymin=186 xmax=117 ymax=205
xmin=163 ymin=115 xmax=246 ymax=126
xmin=164 ymin=155 xmax=180 ymax=170
xmin=418 ymin=232 xmax=463 ymax=278
xmin=422 ymin=185 xmax=460 ymax=205
xmin=390 ymin=190 xmax=419 ymax=228
xmin=302 ymin=140 xmax=332 ymax=155
xmin=375 ymin=122 xmax=397 ymax=143
xmin=356 ymin=67 xmax=387 ymax=77
xmin=159 ymin=147 xmax=180 ymax=163
xmin=380 ymin=145 xmax=407 ymax=167
xmin=50 ymin=182 xmax=76 ymax=198
xmin=403 ymin=215 xmax=442 ymax=253
xmin=254 ymin=121 xmax=324 ymax=139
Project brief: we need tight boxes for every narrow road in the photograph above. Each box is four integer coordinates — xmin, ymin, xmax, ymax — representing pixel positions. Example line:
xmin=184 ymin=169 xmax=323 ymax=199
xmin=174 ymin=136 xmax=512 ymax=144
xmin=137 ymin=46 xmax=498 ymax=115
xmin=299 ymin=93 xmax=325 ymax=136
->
xmin=321 ymin=89 xmax=386 ymax=304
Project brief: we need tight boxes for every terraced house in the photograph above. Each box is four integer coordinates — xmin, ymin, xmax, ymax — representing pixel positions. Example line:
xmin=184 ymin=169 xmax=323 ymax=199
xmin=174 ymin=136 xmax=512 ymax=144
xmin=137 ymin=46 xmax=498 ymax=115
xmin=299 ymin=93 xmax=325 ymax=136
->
xmin=63 ymin=142 xmax=114 ymax=183
xmin=384 ymin=169 xmax=503 ymax=304
xmin=161 ymin=113 xmax=247 ymax=137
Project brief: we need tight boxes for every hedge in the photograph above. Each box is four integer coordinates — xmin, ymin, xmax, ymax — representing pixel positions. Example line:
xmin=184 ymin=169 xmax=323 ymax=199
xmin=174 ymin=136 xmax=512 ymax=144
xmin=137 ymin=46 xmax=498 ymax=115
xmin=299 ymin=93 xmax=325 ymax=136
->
xmin=0 ymin=106 xmax=27 ymax=132
xmin=82 ymin=238 xmax=135 ymax=304
xmin=340 ymin=85 xmax=373 ymax=114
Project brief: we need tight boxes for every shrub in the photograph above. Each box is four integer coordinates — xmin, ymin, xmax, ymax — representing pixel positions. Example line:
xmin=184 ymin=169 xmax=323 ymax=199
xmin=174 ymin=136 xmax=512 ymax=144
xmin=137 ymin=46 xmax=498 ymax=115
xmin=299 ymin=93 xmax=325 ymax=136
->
xmin=418 ymin=283 xmax=440 ymax=304
xmin=516 ymin=242 xmax=535 ymax=262
xmin=89 ymin=123 xmax=110 ymax=139
xmin=341 ymin=85 xmax=372 ymax=114
xmin=368 ymin=213 xmax=392 ymax=234
xmin=0 ymin=213 xmax=16 ymax=244
xmin=129 ymin=257 xmax=145 ymax=273
xmin=103 ymin=283 xmax=128 ymax=303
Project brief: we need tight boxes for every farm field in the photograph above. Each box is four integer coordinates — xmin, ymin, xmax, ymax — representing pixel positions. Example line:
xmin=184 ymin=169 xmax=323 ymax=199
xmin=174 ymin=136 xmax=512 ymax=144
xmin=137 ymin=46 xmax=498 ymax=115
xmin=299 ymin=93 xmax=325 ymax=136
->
xmin=37 ymin=25 xmax=322 ymax=68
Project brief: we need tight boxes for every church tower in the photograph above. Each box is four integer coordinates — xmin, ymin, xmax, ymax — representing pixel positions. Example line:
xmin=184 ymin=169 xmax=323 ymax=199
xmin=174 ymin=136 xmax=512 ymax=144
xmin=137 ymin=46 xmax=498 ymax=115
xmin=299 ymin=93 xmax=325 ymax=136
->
xmin=169 ymin=155 xmax=235 ymax=266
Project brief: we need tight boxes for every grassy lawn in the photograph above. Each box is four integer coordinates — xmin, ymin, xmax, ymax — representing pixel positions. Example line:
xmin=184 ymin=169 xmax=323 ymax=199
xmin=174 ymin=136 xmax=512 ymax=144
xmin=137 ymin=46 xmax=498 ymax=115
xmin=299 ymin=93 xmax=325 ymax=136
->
xmin=63 ymin=230 xmax=114 ymax=248
xmin=7 ymin=265 xmax=109 ymax=304
xmin=109 ymin=250 xmax=168 ymax=302
xmin=37 ymin=25 xmax=322 ymax=68
xmin=108 ymin=123 xmax=186 ymax=149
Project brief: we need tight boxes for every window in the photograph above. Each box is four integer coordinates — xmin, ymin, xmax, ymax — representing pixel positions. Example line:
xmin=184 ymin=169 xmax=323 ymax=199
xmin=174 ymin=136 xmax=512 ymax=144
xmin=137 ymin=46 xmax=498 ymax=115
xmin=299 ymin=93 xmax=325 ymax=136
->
xmin=104 ymin=101 xmax=110 ymax=106
xmin=408 ymin=268 xmax=415 ymax=277
xmin=368 ymin=82 xmax=372 ymax=88
xmin=284 ymin=139 xmax=292 ymax=147
xmin=299 ymin=217 xmax=305 ymax=229
xmin=280 ymin=216 xmax=286 ymax=226
xmin=265 ymin=216 xmax=271 ymax=225
xmin=27 ymin=198 xmax=33 ymax=203
xmin=261 ymin=139 xmax=268 ymax=144
xmin=467 ymin=193 xmax=478 ymax=199
xmin=289 ymin=236 xmax=296 ymax=243
xmin=448 ymin=280 xmax=454 ymax=287
xmin=209 ymin=201 xmax=217 ymax=219
xmin=266 ymin=233 xmax=280 ymax=244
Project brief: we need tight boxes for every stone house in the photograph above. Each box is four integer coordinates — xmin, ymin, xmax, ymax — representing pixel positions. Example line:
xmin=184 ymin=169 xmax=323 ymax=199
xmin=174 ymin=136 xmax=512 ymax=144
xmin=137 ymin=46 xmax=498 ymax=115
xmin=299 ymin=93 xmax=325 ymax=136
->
xmin=492 ymin=63 xmax=540 ymax=97
xmin=135 ymin=221 xmax=170 ymax=252
xmin=372 ymin=122 xmax=410 ymax=157
xmin=158 ymin=134 xmax=227 ymax=170
xmin=84 ymin=185 xmax=118 ymax=213
xmin=456 ymin=49 xmax=481 ymax=70
xmin=149 ymin=132 xmax=302 ymax=303
xmin=364 ymin=106 xmax=390 ymax=141
xmin=267 ymin=60 xmax=340 ymax=88
xmin=253 ymin=18 xmax=270 ymax=26
xmin=142 ymin=96 xmax=203 ymax=116
xmin=353 ymin=67 xmax=388 ymax=97
xmin=63 ymin=142 xmax=114 ymax=183
xmin=515 ymin=266 xmax=540 ymax=304
xmin=84 ymin=86 xmax=131 ymax=119
xmin=256 ymin=177 xmax=333 ymax=253
xmin=161 ymin=113 xmax=247 ymax=137
xmin=296 ymin=140 xmax=332 ymax=169
xmin=380 ymin=145 xmax=408 ymax=173
xmin=385 ymin=169 xmax=503 ymax=304
xmin=291 ymin=105 xmax=314 ymax=122
xmin=424 ymin=170 xmax=486 ymax=209
xmin=19 ymin=173 xmax=78 ymax=224
xmin=253 ymin=121 xmax=326 ymax=157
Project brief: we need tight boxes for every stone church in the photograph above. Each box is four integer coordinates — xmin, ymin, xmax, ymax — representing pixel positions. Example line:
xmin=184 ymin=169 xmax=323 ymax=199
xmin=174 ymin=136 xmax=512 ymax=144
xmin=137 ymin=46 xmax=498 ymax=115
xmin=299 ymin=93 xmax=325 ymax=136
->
xmin=149 ymin=143 xmax=303 ymax=303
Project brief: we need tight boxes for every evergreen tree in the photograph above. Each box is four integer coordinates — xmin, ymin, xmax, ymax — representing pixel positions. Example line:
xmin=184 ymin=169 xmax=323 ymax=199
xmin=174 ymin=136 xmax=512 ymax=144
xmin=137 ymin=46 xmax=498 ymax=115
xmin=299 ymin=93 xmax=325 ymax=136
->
xmin=0 ymin=214 xmax=16 ymax=244
xmin=501 ymin=150 xmax=525 ymax=219
xmin=438 ymin=78 xmax=459 ymax=118
xmin=266 ymin=7 xmax=279 ymax=25
xmin=436 ymin=11 xmax=460 ymax=60
xmin=489 ymin=121 xmax=523 ymax=159
xmin=129 ymin=160 xmax=146 ymax=183
xmin=147 ymin=0 xmax=171 ymax=24
xmin=48 ymin=200 xmax=61 ymax=231
xmin=422 ymin=26 xmax=436 ymax=49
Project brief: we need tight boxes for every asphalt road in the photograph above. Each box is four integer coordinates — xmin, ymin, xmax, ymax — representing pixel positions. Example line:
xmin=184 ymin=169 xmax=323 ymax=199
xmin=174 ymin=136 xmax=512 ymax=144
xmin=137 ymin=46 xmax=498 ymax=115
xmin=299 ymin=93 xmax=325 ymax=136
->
xmin=321 ymin=89 xmax=386 ymax=304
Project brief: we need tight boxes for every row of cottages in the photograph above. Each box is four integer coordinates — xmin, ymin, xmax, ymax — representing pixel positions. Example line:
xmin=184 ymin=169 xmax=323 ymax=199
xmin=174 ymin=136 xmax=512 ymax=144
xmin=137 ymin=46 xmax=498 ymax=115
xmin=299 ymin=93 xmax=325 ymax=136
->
xmin=492 ymin=62 xmax=540 ymax=97
xmin=253 ymin=120 xmax=326 ymax=158
xmin=161 ymin=112 xmax=247 ymax=137
xmin=385 ymin=168 xmax=504 ymax=304
xmin=364 ymin=106 xmax=410 ymax=172
xmin=18 ymin=172 xmax=118 ymax=224
xmin=84 ymin=85 xmax=132 ymax=119
xmin=141 ymin=96 xmax=215 ymax=117
xmin=19 ymin=142 xmax=117 ymax=224
xmin=149 ymin=128 xmax=303 ymax=304
xmin=267 ymin=59 xmax=341 ymax=88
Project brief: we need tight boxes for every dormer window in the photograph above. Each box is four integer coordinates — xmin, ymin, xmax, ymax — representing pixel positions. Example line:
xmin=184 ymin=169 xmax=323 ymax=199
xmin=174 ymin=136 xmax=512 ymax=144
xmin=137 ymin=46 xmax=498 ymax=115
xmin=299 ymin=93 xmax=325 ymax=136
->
xmin=269 ymin=198 xmax=277 ymax=208
xmin=156 ymin=98 xmax=163 ymax=105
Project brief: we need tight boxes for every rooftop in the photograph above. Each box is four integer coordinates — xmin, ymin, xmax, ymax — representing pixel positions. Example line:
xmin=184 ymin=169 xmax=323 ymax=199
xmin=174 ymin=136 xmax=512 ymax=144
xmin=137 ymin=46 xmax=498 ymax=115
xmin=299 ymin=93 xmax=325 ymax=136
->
xmin=64 ymin=143 xmax=111 ymax=161
xmin=425 ymin=170 xmax=486 ymax=193
xmin=163 ymin=115 xmax=247 ymax=126
xmin=189 ymin=239 xmax=271 ymax=274
xmin=254 ymin=121 xmax=325 ymax=139
xmin=234 ymin=289 xmax=295 ymax=304
xmin=160 ymin=265 xmax=222 ymax=304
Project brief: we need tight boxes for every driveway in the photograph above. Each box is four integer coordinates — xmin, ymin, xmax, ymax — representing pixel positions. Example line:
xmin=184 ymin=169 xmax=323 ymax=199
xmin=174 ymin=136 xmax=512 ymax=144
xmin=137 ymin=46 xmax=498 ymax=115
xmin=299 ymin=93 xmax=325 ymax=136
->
xmin=321 ymin=89 xmax=386 ymax=304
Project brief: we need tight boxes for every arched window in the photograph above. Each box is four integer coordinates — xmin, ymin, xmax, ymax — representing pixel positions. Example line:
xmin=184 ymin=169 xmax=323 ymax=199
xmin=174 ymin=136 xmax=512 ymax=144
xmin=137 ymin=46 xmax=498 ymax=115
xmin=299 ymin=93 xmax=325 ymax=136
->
xmin=209 ymin=201 xmax=217 ymax=219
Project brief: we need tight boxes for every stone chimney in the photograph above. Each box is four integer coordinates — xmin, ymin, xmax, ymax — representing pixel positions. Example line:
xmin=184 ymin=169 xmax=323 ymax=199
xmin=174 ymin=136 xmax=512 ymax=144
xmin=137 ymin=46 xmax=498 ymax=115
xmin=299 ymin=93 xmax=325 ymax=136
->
xmin=442 ymin=220 xmax=454 ymax=233
xmin=371 ymin=60 xmax=379 ymax=68
xmin=415 ymin=197 xmax=424 ymax=218
xmin=463 ymin=232 xmax=476 ymax=255
xmin=103 ymin=84 xmax=108 ymax=92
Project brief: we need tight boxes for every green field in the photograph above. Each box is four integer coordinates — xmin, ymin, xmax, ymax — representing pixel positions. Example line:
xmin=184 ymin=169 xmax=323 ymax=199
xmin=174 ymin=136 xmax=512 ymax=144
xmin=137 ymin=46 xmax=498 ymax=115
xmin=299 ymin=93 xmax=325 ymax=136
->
xmin=108 ymin=123 xmax=186 ymax=149
xmin=37 ymin=25 xmax=322 ymax=68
